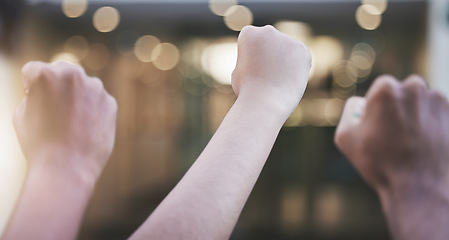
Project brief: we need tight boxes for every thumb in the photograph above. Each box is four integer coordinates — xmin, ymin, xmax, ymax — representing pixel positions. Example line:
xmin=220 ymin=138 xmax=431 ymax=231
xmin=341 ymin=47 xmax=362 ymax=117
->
xmin=334 ymin=96 xmax=366 ymax=156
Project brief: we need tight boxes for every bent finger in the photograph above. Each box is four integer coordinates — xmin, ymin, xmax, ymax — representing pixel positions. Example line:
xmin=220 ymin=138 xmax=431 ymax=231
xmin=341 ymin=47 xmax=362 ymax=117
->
xmin=335 ymin=96 xmax=366 ymax=153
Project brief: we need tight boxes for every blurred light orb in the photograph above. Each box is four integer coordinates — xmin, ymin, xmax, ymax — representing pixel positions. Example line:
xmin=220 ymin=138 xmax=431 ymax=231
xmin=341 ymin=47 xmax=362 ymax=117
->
xmin=352 ymin=42 xmax=376 ymax=60
xmin=63 ymin=35 xmax=89 ymax=61
xmin=351 ymin=52 xmax=374 ymax=70
xmin=93 ymin=6 xmax=120 ymax=33
xmin=333 ymin=60 xmax=358 ymax=88
xmin=116 ymin=30 xmax=140 ymax=56
xmin=356 ymin=4 xmax=382 ymax=30
xmin=62 ymin=0 xmax=88 ymax=18
xmin=50 ymin=52 xmax=80 ymax=65
xmin=308 ymin=36 xmax=343 ymax=83
xmin=362 ymin=0 xmax=388 ymax=15
xmin=201 ymin=41 xmax=237 ymax=85
xmin=274 ymin=20 xmax=313 ymax=43
xmin=350 ymin=42 xmax=376 ymax=78
xmin=134 ymin=35 xmax=161 ymax=63
xmin=223 ymin=5 xmax=253 ymax=32
xmin=324 ymin=98 xmax=345 ymax=125
xmin=82 ymin=43 xmax=110 ymax=71
xmin=152 ymin=43 xmax=180 ymax=71
xmin=209 ymin=0 xmax=238 ymax=16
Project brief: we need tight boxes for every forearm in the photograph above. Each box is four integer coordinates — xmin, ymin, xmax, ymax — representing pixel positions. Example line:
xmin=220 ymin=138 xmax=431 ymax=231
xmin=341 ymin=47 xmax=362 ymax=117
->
xmin=2 ymin=150 xmax=95 ymax=240
xmin=378 ymin=175 xmax=449 ymax=240
xmin=130 ymin=95 xmax=290 ymax=240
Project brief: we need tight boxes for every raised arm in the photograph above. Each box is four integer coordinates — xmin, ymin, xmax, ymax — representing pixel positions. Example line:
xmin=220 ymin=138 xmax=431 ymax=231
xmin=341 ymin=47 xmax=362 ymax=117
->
xmin=335 ymin=75 xmax=449 ymax=240
xmin=129 ymin=25 xmax=311 ymax=240
xmin=2 ymin=61 xmax=117 ymax=240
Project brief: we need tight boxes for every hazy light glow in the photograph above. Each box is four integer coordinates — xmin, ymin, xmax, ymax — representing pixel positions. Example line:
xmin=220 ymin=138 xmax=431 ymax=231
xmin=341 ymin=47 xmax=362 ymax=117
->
xmin=134 ymin=35 xmax=161 ymax=63
xmin=333 ymin=60 xmax=358 ymax=88
xmin=274 ymin=20 xmax=313 ymax=43
xmin=362 ymin=0 xmax=388 ymax=14
xmin=356 ymin=4 xmax=382 ymax=30
xmin=350 ymin=42 xmax=376 ymax=79
xmin=50 ymin=52 xmax=80 ymax=64
xmin=62 ymin=0 xmax=88 ymax=18
xmin=152 ymin=43 xmax=180 ymax=71
xmin=209 ymin=0 xmax=237 ymax=16
xmin=223 ymin=5 xmax=253 ymax=32
xmin=118 ymin=55 xmax=146 ymax=78
xmin=281 ymin=188 xmax=306 ymax=231
xmin=93 ymin=6 xmax=120 ymax=33
xmin=309 ymin=36 xmax=344 ymax=83
xmin=316 ymin=187 xmax=342 ymax=229
xmin=324 ymin=98 xmax=345 ymax=125
xmin=82 ymin=43 xmax=110 ymax=71
xmin=0 ymin=55 xmax=27 ymax=235
xmin=64 ymin=35 xmax=89 ymax=61
xmin=201 ymin=40 xmax=237 ymax=85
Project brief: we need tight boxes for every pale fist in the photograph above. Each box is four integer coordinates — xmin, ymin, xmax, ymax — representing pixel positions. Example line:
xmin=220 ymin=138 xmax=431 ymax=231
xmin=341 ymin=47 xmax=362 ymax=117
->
xmin=335 ymin=75 xmax=449 ymax=191
xmin=232 ymin=25 xmax=311 ymax=117
xmin=13 ymin=61 xmax=117 ymax=179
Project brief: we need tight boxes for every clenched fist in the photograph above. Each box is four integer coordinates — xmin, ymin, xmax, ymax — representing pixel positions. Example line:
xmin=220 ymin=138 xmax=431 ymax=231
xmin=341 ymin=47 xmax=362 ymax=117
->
xmin=232 ymin=25 xmax=311 ymax=119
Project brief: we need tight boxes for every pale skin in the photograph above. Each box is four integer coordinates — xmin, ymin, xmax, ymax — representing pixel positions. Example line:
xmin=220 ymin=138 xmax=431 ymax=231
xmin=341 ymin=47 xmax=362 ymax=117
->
xmin=2 ymin=61 xmax=118 ymax=240
xmin=3 ymin=26 xmax=311 ymax=240
xmin=335 ymin=75 xmax=449 ymax=240
xmin=129 ymin=25 xmax=311 ymax=239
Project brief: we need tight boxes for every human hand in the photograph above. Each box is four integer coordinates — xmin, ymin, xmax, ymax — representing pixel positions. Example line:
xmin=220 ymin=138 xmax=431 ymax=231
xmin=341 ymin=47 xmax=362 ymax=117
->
xmin=231 ymin=25 xmax=311 ymax=119
xmin=335 ymin=75 xmax=449 ymax=193
xmin=13 ymin=61 xmax=117 ymax=185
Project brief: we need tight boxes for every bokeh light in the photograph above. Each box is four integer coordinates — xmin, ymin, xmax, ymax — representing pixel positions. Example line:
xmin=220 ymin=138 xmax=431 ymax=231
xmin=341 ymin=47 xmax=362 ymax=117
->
xmin=93 ymin=6 xmax=120 ymax=33
xmin=62 ymin=0 xmax=88 ymax=18
xmin=209 ymin=0 xmax=238 ymax=16
xmin=356 ymin=4 xmax=382 ymax=30
xmin=324 ymin=98 xmax=345 ymax=125
xmin=134 ymin=35 xmax=161 ymax=63
xmin=315 ymin=187 xmax=342 ymax=229
xmin=223 ymin=5 xmax=253 ymax=32
xmin=350 ymin=42 xmax=376 ymax=79
xmin=281 ymin=188 xmax=306 ymax=231
xmin=201 ymin=40 xmax=237 ymax=85
xmin=152 ymin=43 xmax=180 ymax=71
xmin=50 ymin=52 xmax=80 ymax=64
xmin=362 ymin=0 xmax=388 ymax=15
xmin=332 ymin=60 xmax=358 ymax=88
xmin=274 ymin=20 xmax=313 ymax=43
xmin=308 ymin=36 xmax=344 ymax=85
xmin=63 ymin=35 xmax=89 ymax=61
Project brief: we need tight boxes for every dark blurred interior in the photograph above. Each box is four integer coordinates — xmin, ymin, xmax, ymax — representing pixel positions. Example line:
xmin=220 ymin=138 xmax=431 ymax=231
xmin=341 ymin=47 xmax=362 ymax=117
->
xmin=0 ymin=0 xmax=432 ymax=239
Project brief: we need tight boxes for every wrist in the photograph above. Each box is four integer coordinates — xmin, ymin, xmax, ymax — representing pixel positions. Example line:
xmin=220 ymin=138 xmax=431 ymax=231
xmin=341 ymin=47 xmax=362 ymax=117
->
xmin=235 ymin=87 xmax=298 ymax=122
xmin=376 ymin=170 xmax=449 ymax=214
xmin=27 ymin=144 xmax=99 ymax=191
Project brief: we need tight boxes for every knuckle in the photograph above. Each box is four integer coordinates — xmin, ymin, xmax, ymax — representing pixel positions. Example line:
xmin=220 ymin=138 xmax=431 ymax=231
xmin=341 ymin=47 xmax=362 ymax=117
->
xmin=373 ymin=75 xmax=400 ymax=99
xmin=34 ymin=64 xmax=53 ymax=83
xmin=402 ymin=75 xmax=427 ymax=95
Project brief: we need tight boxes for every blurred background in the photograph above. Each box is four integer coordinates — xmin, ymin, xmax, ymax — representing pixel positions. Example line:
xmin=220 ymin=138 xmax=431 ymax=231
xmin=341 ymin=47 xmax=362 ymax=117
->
xmin=1 ymin=0 xmax=448 ymax=239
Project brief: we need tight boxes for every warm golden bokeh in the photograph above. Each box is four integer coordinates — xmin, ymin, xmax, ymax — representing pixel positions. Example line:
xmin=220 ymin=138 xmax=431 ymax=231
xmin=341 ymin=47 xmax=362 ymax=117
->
xmin=134 ymin=35 xmax=161 ymax=63
xmin=209 ymin=0 xmax=238 ymax=16
xmin=356 ymin=4 xmax=382 ymax=30
xmin=223 ymin=5 xmax=253 ymax=31
xmin=93 ymin=6 xmax=120 ymax=33
xmin=62 ymin=0 xmax=88 ymax=18
xmin=152 ymin=43 xmax=180 ymax=71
